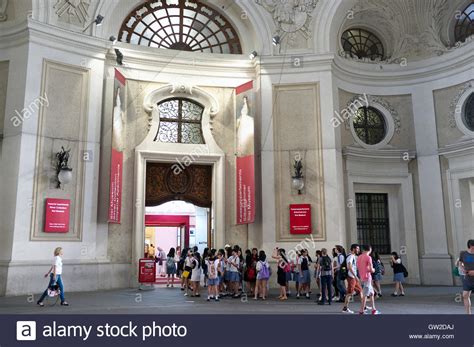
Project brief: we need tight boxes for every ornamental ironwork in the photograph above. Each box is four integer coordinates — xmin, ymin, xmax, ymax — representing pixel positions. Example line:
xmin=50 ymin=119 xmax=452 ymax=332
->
xmin=353 ymin=106 xmax=387 ymax=145
xmin=155 ymin=98 xmax=204 ymax=144
xmin=118 ymin=0 xmax=242 ymax=54
xmin=454 ymin=3 xmax=474 ymax=43
xmin=341 ymin=28 xmax=384 ymax=60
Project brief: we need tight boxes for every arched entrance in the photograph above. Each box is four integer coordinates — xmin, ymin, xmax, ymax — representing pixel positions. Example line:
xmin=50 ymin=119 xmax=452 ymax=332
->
xmin=132 ymin=84 xmax=226 ymax=286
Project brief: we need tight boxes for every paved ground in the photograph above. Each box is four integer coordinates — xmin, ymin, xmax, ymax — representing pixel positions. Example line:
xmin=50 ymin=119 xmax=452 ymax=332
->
xmin=0 ymin=285 xmax=469 ymax=315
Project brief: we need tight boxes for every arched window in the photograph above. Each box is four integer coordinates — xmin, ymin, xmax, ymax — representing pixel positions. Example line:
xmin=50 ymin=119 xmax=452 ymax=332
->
xmin=119 ymin=0 xmax=242 ymax=54
xmin=155 ymin=98 xmax=205 ymax=144
xmin=353 ymin=107 xmax=387 ymax=145
xmin=341 ymin=28 xmax=384 ymax=60
xmin=454 ymin=3 xmax=474 ymax=43
xmin=463 ymin=93 xmax=474 ymax=131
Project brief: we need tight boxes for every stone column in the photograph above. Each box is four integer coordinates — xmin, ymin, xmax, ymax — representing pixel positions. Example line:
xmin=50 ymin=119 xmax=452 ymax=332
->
xmin=412 ymin=86 xmax=452 ymax=285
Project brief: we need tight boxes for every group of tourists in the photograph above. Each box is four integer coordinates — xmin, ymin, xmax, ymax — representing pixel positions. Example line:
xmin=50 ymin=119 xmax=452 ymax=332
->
xmin=162 ymin=242 xmax=416 ymax=314
xmin=35 ymin=239 xmax=474 ymax=314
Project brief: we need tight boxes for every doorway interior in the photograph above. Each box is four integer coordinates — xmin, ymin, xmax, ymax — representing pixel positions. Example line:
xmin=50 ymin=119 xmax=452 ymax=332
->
xmin=145 ymin=200 xmax=211 ymax=280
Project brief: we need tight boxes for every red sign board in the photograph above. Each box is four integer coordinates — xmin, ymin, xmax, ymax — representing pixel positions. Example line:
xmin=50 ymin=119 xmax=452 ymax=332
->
xmin=138 ymin=258 xmax=156 ymax=283
xmin=290 ymin=204 xmax=312 ymax=234
xmin=44 ymin=198 xmax=70 ymax=233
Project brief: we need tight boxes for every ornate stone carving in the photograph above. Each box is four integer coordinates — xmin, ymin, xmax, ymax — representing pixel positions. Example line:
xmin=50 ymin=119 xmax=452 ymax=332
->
xmin=256 ymin=0 xmax=320 ymax=39
xmin=146 ymin=162 xmax=212 ymax=207
xmin=449 ymin=81 xmax=474 ymax=128
xmin=53 ymin=0 xmax=91 ymax=25
xmin=0 ymin=0 xmax=8 ymax=22
xmin=342 ymin=0 xmax=453 ymax=64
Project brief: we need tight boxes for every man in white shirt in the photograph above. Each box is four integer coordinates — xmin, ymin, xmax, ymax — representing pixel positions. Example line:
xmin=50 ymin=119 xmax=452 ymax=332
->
xmin=342 ymin=244 xmax=363 ymax=313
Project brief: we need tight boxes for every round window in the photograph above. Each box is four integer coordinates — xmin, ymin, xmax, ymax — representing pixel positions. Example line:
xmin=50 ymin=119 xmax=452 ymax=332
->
xmin=353 ymin=107 xmax=387 ymax=145
xmin=462 ymin=93 xmax=474 ymax=132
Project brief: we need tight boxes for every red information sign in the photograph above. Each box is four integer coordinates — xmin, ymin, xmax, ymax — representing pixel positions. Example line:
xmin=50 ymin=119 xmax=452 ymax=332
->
xmin=44 ymin=198 xmax=70 ymax=233
xmin=290 ymin=204 xmax=312 ymax=234
xmin=138 ymin=258 xmax=156 ymax=283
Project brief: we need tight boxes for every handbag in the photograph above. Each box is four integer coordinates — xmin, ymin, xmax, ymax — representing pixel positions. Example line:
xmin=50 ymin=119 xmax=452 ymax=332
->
xmin=182 ymin=270 xmax=190 ymax=279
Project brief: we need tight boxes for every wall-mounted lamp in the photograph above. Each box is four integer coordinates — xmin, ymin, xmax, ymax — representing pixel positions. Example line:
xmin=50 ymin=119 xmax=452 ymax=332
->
xmin=82 ymin=14 xmax=105 ymax=32
xmin=272 ymin=35 xmax=281 ymax=46
xmin=249 ymin=51 xmax=258 ymax=60
xmin=291 ymin=158 xmax=304 ymax=194
xmin=55 ymin=146 xmax=72 ymax=189
xmin=109 ymin=36 xmax=118 ymax=45
xmin=115 ymin=48 xmax=124 ymax=65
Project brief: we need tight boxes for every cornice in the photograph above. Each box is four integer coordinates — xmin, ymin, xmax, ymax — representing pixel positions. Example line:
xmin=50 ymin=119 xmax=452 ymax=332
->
xmin=26 ymin=18 xmax=109 ymax=59
xmin=343 ymin=146 xmax=416 ymax=160
xmin=438 ymin=140 xmax=474 ymax=158
xmin=105 ymin=43 xmax=257 ymax=78
xmin=333 ymin=42 xmax=474 ymax=87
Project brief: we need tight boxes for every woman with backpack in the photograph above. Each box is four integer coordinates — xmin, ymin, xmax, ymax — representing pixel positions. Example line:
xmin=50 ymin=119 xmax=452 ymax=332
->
xmin=334 ymin=245 xmax=347 ymax=302
xmin=254 ymin=250 xmax=270 ymax=300
xmin=272 ymin=247 xmax=290 ymax=301
xmin=190 ymin=251 xmax=202 ymax=297
xmin=166 ymin=247 xmax=177 ymax=287
xmin=316 ymin=248 xmax=333 ymax=305
xmin=206 ymin=249 xmax=220 ymax=302
xmin=244 ymin=249 xmax=257 ymax=295
xmin=390 ymin=251 xmax=406 ymax=297
xmin=372 ymin=252 xmax=384 ymax=297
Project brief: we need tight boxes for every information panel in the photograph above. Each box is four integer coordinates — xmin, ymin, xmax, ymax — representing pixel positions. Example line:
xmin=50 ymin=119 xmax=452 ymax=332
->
xmin=44 ymin=198 xmax=70 ymax=233
xmin=289 ymin=204 xmax=311 ymax=234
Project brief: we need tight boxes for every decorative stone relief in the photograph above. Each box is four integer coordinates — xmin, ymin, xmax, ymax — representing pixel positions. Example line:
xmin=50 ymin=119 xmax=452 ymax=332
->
xmin=53 ymin=0 xmax=91 ymax=26
xmin=255 ymin=0 xmax=320 ymax=40
xmin=344 ymin=95 xmax=401 ymax=134
xmin=0 ymin=0 xmax=7 ymax=22
xmin=449 ymin=81 xmax=474 ymax=129
xmin=342 ymin=0 xmax=455 ymax=64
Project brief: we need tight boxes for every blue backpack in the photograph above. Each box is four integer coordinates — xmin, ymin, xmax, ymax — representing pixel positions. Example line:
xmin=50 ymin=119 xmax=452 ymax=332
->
xmin=259 ymin=261 xmax=270 ymax=279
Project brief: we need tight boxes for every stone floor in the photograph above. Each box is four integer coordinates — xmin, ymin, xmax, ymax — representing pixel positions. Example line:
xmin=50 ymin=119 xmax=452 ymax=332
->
xmin=0 ymin=285 xmax=469 ymax=315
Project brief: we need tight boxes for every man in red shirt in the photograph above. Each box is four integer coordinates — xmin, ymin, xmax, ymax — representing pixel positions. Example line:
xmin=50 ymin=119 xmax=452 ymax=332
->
xmin=357 ymin=245 xmax=380 ymax=315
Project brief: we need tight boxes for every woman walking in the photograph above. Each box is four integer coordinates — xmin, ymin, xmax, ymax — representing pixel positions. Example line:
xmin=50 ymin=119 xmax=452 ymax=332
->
xmin=390 ymin=252 xmax=406 ymax=297
xmin=37 ymin=247 xmax=69 ymax=307
xmin=372 ymin=252 xmax=384 ymax=297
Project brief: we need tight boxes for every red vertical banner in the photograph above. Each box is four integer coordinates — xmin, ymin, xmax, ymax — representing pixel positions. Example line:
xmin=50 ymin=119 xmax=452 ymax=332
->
xmin=235 ymin=81 xmax=255 ymax=224
xmin=108 ymin=69 xmax=126 ymax=223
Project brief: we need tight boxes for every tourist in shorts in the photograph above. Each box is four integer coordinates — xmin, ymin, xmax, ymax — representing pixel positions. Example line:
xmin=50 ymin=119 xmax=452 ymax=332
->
xmin=206 ymin=249 xmax=220 ymax=302
xmin=357 ymin=245 xmax=380 ymax=315
xmin=342 ymin=244 xmax=363 ymax=313
xmin=459 ymin=239 xmax=474 ymax=314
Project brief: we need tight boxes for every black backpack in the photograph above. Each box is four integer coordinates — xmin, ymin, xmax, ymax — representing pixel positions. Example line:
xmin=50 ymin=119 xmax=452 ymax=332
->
xmin=321 ymin=256 xmax=331 ymax=272
xmin=339 ymin=254 xmax=348 ymax=279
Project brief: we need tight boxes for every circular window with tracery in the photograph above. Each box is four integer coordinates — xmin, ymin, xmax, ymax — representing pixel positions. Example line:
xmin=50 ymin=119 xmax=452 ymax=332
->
xmin=341 ymin=28 xmax=385 ymax=60
xmin=118 ymin=0 xmax=242 ymax=54
xmin=353 ymin=107 xmax=387 ymax=145
xmin=454 ymin=3 xmax=474 ymax=43
xmin=463 ymin=93 xmax=474 ymax=131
